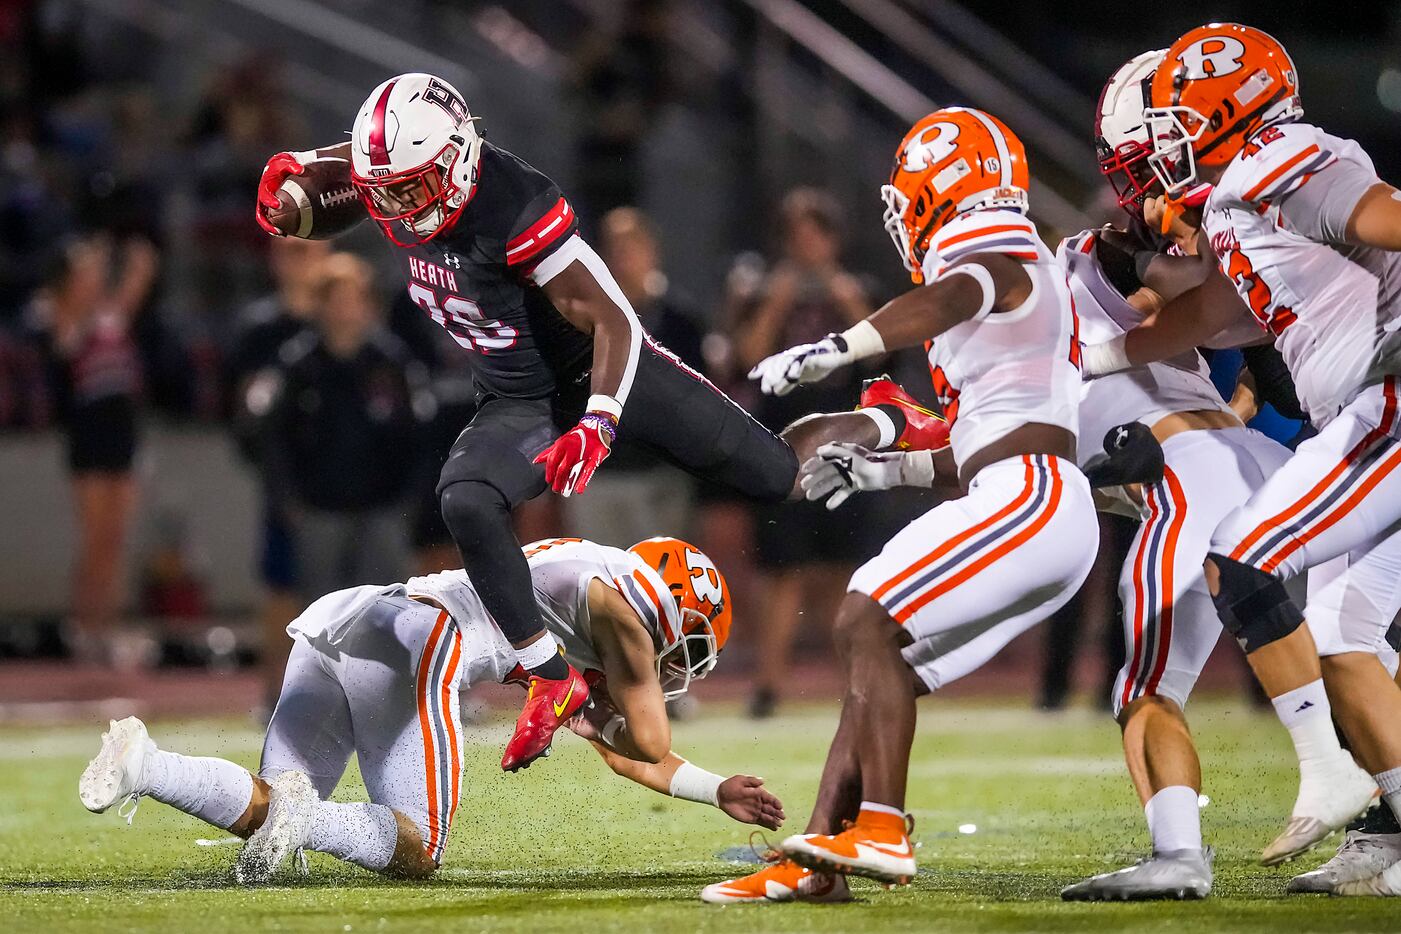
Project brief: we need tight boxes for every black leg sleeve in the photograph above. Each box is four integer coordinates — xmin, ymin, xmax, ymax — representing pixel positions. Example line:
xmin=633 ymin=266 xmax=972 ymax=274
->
xmin=439 ymin=479 xmax=544 ymax=644
xmin=435 ymin=398 xmax=557 ymax=645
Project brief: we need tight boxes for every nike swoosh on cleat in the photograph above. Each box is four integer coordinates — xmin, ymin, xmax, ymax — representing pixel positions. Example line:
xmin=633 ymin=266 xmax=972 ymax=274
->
xmin=552 ymin=680 xmax=577 ymax=717
xmin=861 ymin=840 xmax=914 ymax=858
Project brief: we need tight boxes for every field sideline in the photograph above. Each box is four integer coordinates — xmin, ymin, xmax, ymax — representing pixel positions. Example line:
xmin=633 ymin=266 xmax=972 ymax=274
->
xmin=3 ymin=698 xmax=1394 ymax=933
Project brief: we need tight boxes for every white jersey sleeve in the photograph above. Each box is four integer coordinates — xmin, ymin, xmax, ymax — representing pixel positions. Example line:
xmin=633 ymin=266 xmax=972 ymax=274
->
xmin=1207 ymin=122 xmax=1401 ymax=424
xmin=918 ymin=209 xmax=1081 ymax=469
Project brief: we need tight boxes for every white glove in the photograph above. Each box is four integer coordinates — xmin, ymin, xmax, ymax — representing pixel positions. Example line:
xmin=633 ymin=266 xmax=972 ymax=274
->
xmin=799 ymin=442 xmax=936 ymax=510
xmin=748 ymin=334 xmax=852 ymax=396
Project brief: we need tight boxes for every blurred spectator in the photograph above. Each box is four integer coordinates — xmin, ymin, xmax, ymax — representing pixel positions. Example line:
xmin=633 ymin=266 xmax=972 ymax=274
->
xmin=185 ymin=56 xmax=304 ymax=339
xmin=259 ymin=254 xmax=430 ymax=604
xmin=37 ymin=234 xmax=159 ymax=663
xmin=570 ymin=0 xmax=675 ymax=224
xmin=734 ymin=189 xmax=875 ymax=718
xmin=229 ymin=236 xmax=329 ymax=704
xmin=564 ymin=207 xmax=703 ymax=546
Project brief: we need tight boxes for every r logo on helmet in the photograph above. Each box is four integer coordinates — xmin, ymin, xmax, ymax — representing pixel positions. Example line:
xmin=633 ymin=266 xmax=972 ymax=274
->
xmin=902 ymin=123 xmax=960 ymax=173
xmin=1176 ymin=35 xmax=1247 ymax=79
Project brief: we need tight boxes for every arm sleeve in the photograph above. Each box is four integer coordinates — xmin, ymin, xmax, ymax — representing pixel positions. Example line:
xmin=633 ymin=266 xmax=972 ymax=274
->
xmin=1274 ymin=157 xmax=1378 ymax=244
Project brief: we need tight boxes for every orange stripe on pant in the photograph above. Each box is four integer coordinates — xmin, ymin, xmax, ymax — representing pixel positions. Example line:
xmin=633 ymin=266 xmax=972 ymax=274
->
xmin=873 ymin=456 xmax=1037 ymax=604
xmin=1120 ymin=483 xmax=1162 ymax=711
xmin=1144 ymin=465 xmax=1189 ymax=697
xmin=1261 ymin=442 xmax=1401 ymax=574
xmin=894 ymin=458 xmax=1064 ymax=623
xmin=1230 ymin=379 xmax=1398 ymax=564
xmin=438 ymin=627 xmax=464 ymax=857
xmin=415 ymin=610 xmax=449 ymax=860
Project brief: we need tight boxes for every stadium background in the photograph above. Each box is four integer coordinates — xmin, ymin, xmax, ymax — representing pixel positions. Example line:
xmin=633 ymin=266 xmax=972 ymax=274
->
xmin=1 ymin=0 xmax=1399 ymax=721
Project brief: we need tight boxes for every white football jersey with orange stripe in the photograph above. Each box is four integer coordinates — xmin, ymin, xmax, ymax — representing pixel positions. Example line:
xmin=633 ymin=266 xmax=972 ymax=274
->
xmin=1205 ymin=121 xmax=1401 ymax=424
xmin=519 ymin=537 xmax=680 ymax=676
xmin=920 ymin=208 xmax=1081 ymax=468
xmin=289 ymin=538 xmax=677 ymax=684
xmin=1057 ymin=230 xmax=1232 ymax=459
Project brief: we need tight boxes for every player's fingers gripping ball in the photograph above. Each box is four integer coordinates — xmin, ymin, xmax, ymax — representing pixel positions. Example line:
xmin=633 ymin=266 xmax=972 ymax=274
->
xmin=534 ymin=411 xmax=617 ymax=496
xmin=255 ymin=152 xmax=307 ymax=235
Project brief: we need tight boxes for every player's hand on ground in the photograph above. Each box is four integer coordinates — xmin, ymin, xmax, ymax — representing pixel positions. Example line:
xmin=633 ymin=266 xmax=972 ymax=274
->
xmin=749 ymin=334 xmax=851 ymax=396
xmin=255 ymin=151 xmax=308 ymax=236
xmin=800 ymin=442 xmax=905 ymax=509
xmin=534 ymin=413 xmax=617 ymax=496
xmin=717 ymin=775 xmax=785 ymax=830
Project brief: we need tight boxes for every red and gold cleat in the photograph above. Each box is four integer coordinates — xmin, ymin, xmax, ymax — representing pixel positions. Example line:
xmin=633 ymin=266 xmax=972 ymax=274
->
xmin=700 ymin=855 xmax=851 ymax=904
xmin=782 ymin=808 xmax=917 ymax=885
xmin=501 ymin=665 xmax=590 ymax=772
xmin=859 ymin=376 xmax=949 ymax=451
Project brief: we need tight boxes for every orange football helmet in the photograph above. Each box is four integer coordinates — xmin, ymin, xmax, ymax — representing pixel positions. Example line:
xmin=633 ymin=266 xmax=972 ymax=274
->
xmin=1146 ymin=23 xmax=1302 ymax=202
xmin=881 ymin=107 xmax=1030 ymax=284
xmin=628 ymin=537 xmax=732 ymax=698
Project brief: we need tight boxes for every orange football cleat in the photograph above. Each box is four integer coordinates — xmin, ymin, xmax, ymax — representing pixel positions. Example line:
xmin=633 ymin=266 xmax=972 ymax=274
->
xmin=782 ymin=808 xmax=917 ymax=885
xmin=700 ymin=855 xmax=851 ymax=904
xmin=501 ymin=665 xmax=590 ymax=772
xmin=860 ymin=376 xmax=950 ymax=452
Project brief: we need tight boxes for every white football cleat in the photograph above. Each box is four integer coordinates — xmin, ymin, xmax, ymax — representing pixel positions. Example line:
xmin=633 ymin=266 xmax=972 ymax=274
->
xmin=1332 ymin=856 xmax=1401 ymax=896
xmin=700 ymin=857 xmax=851 ymax=904
xmin=1060 ymin=847 xmax=1213 ymax=901
xmin=1262 ymin=758 xmax=1378 ymax=865
xmin=1287 ymin=830 xmax=1401 ymax=894
xmin=235 ymin=770 xmax=317 ymax=884
xmin=78 ymin=716 xmax=154 ymax=820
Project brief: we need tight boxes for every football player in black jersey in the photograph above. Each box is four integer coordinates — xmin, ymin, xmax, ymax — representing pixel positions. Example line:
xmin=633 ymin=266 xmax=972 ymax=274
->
xmin=255 ymin=73 xmax=937 ymax=773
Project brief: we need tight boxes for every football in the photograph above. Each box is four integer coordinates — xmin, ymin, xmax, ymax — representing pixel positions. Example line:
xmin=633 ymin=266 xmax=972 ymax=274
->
xmin=266 ymin=156 xmax=366 ymax=240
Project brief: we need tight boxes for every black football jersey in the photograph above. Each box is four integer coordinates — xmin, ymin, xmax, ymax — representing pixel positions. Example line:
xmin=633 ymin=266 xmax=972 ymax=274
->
xmin=388 ymin=142 xmax=592 ymax=401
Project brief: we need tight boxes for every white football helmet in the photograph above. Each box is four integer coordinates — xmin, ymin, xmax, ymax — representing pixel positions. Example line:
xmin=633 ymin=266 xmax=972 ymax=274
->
xmin=350 ymin=73 xmax=483 ymax=246
xmin=1094 ymin=50 xmax=1165 ymax=217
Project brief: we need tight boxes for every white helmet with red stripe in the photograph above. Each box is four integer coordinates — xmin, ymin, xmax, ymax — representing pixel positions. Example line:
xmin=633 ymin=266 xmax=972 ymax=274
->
xmin=1095 ymin=50 xmax=1167 ymax=216
xmin=350 ymin=73 xmax=483 ymax=246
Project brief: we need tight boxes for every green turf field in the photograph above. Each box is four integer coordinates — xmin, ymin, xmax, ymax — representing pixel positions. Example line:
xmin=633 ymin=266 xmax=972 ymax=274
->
xmin=2 ymin=698 xmax=1394 ymax=932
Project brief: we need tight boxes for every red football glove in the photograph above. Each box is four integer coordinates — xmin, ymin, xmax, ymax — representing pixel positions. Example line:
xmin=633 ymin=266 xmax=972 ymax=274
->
xmin=533 ymin=412 xmax=617 ymax=497
xmin=254 ymin=151 xmax=307 ymax=236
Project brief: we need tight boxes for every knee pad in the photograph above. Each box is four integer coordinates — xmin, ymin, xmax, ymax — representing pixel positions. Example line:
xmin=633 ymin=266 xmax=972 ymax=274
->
xmin=1206 ymin=552 xmax=1304 ymax=653
xmin=438 ymin=480 xmax=510 ymax=554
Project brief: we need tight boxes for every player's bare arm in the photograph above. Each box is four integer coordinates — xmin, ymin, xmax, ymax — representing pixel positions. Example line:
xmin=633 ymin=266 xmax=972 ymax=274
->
xmin=529 ymin=258 xmax=644 ymax=497
xmin=541 ymin=263 xmax=640 ymax=412
xmin=867 ymin=253 xmax=1031 ymax=349
xmin=1344 ymin=182 xmax=1401 ymax=250
xmin=584 ymin=578 xmax=670 ymax=762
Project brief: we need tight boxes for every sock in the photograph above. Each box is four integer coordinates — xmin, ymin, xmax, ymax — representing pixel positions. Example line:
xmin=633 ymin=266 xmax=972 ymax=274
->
xmin=1271 ymin=679 xmax=1343 ymax=770
xmin=307 ymin=801 xmax=400 ymax=872
xmin=857 ymin=800 xmax=906 ymax=827
xmin=1375 ymin=767 xmax=1401 ymax=836
xmin=141 ymin=750 xmax=254 ymax=830
xmin=515 ymin=634 xmax=568 ymax=680
xmin=1144 ymin=785 xmax=1202 ymax=854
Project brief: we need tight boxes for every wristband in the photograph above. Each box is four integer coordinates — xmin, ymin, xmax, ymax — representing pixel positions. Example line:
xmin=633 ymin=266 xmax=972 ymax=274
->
xmin=669 ymin=760 xmax=723 ymax=806
xmin=837 ymin=320 xmax=885 ymax=361
xmin=1080 ymin=334 xmax=1132 ymax=377
xmin=898 ymin=450 xmax=938 ymax=488
xmin=858 ymin=407 xmax=899 ymax=449
xmin=586 ymin=393 xmax=623 ymax=422
xmin=600 ymin=715 xmax=625 ymax=750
